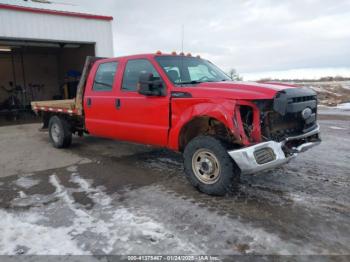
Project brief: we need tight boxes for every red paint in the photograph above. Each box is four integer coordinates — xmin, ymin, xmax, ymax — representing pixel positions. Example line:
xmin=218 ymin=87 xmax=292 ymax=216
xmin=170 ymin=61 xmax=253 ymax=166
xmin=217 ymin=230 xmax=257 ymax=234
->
xmin=0 ymin=3 xmax=113 ymax=21
xmin=34 ymin=53 xmax=300 ymax=150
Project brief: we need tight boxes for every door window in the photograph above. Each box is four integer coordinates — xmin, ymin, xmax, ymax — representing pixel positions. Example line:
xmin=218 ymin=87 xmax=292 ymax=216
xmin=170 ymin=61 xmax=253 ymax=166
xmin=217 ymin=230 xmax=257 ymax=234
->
xmin=122 ymin=59 xmax=161 ymax=91
xmin=93 ymin=62 xmax=118 ymax=91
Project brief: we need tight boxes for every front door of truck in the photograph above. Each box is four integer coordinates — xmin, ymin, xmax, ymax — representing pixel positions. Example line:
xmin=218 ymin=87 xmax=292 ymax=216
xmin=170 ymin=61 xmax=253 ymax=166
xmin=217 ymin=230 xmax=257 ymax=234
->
xmin=84 ymin=59 xmax=121 ymax=138
xmin=113 ymin=58 xmax=170 ymax=146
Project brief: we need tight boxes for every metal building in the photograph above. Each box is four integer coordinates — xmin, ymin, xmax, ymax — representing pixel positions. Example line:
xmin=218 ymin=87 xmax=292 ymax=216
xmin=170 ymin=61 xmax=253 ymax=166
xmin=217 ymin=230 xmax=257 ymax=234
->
xmin=0 ymin=3 xmax=114 ymax=111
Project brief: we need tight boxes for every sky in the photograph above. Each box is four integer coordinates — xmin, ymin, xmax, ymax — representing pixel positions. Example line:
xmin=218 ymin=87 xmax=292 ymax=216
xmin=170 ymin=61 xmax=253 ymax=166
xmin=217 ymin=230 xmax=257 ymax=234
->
xmin=1 ymin=0 xmax=350 ymax=80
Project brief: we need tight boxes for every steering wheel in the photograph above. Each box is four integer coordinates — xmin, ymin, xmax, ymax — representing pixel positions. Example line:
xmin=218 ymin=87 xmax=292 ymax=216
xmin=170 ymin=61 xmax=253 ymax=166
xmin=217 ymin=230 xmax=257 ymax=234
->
xmin=198 ymin=76 xmax=210 ymax=82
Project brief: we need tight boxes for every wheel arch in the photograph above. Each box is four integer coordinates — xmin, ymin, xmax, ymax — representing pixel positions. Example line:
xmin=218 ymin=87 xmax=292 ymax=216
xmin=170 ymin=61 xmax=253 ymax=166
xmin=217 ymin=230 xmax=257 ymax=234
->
xmin=168 ymin=101 xmax=244 ymax=151
xmin=177 ymin=115 xmax=241 ymax=152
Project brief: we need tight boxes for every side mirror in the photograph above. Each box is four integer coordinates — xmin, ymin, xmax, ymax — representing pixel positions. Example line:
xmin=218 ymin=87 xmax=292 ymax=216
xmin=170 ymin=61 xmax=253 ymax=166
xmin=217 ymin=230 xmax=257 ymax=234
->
xmin=138 ymin=72 xmax=165 ymax=96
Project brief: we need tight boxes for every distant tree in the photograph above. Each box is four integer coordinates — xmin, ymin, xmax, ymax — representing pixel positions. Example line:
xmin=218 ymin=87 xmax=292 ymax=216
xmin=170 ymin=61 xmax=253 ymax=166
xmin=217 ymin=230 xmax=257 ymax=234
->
xmin=229 ymin=68 xmax=243 ymax=81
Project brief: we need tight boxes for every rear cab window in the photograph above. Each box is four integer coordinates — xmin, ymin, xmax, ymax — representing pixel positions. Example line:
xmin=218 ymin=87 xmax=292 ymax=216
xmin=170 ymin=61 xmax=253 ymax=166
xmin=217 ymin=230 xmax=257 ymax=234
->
xmin=93 ymin=62 xmax=118 ymax=91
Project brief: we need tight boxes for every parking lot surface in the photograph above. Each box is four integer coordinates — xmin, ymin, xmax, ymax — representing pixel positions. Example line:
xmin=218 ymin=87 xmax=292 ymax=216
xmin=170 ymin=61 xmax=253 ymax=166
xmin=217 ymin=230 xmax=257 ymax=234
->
xmin=0 ymin=113 xmax=349 ymax=256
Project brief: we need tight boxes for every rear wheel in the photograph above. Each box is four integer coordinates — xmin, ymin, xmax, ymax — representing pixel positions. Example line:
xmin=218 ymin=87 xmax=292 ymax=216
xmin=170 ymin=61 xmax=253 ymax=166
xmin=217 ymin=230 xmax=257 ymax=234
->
xmin=48 ymin=115 xmax=72 ymax=148
xmin=183 ymin=136 xmax=240 ymax=196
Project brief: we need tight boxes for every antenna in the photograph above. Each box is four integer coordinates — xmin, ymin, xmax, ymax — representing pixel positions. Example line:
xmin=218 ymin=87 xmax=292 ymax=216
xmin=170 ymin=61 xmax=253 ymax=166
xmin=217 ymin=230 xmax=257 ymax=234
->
xmin=180 ymin=25 xmax=185 ymax=85
xmin=181 ymin=24 xmax=185 ymax=54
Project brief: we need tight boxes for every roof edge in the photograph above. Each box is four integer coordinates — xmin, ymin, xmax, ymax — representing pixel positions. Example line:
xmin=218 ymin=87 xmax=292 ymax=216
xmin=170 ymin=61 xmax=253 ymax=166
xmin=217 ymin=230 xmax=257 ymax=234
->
xmin=0 ymin=3 xmax=113 ymax=21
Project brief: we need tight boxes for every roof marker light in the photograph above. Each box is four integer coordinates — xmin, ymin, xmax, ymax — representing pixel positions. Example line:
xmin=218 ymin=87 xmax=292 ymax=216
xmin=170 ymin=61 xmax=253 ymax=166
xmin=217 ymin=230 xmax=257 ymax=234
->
xmin=196 ymin=55 xmax=201 ymax=58
xmin=179 ymin=52 xmax=185 ymax=56
xmin=171 ymin=51 xmax=177 ymax=55
xmin=156 ymin=50 xmax=162 ymax=55
xmin=186 ymin=53 xmax=192 ymax=57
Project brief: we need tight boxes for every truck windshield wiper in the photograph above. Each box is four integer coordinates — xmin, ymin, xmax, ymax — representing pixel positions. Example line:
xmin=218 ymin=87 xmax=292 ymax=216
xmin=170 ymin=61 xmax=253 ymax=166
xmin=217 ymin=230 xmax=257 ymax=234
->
xmin=177 ymin=80 xmax=203 ymax=85
xmin=177 ymin=80 xmax=219 ymax=85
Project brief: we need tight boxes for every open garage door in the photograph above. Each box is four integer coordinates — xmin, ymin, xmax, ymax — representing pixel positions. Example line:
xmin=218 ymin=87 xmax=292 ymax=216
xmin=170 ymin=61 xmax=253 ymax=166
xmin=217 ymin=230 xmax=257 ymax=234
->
xmin=0 ymin=39 xmax=95 ymax=123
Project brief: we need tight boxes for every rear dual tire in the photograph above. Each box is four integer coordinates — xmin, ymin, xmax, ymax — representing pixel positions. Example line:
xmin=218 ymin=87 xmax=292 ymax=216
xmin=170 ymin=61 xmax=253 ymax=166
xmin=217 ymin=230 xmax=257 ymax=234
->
xmin=48 ymin=116 xmax=72 ymax=148
xmin=183 ymin=136 xmax=240 ymax=196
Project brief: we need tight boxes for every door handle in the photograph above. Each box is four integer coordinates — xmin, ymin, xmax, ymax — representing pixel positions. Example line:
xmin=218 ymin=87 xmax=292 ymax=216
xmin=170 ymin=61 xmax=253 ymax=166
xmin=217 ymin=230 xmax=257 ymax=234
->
xmin=87 ymin=98 xmax=92 ymax=107
xmin=115 ymin=98 xmax=121 ymax=110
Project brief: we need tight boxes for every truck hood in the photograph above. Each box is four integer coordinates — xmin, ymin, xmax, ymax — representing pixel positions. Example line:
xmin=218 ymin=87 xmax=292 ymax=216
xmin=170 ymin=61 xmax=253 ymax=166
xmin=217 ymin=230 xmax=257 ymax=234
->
xmin=177 ymin=81 xmax=299 ymax=100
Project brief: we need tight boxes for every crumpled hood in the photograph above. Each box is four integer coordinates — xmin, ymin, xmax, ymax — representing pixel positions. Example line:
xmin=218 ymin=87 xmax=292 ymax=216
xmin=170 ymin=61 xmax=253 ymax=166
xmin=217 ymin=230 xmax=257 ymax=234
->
xmin=178 ymin=81 xmax=299 ymax=100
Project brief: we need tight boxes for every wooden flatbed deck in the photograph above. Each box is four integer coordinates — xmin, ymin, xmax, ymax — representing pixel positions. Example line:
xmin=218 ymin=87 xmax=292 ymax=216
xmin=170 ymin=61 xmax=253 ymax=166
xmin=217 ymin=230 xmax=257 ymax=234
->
xmin=31 ymin=99 xmax=78 ymax=114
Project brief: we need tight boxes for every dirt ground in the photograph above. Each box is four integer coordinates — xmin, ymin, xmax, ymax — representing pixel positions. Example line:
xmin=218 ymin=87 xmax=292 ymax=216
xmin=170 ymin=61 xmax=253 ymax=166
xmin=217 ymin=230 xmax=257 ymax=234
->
xmin=0 ymin=110 xmax=349 ymax=258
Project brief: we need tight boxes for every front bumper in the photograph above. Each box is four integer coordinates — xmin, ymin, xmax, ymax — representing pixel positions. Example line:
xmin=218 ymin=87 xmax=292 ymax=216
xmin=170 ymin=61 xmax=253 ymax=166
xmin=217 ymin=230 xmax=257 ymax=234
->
xmin=228 ymin=124 xmax=321 ymax=174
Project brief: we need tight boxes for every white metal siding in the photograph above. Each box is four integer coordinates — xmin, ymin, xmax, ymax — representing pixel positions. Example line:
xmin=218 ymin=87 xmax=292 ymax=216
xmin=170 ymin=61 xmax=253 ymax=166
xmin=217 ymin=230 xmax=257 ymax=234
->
xmin=0 ymin=9 xmax=114 ymax=57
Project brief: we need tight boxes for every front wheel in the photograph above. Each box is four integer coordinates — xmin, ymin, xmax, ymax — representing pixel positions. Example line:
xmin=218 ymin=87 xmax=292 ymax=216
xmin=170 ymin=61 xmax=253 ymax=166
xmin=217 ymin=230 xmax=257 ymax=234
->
xmin=48 ymin=115 xmax=72 ymax=148
xmin=183 ymin=136 xmax=240 ymax=196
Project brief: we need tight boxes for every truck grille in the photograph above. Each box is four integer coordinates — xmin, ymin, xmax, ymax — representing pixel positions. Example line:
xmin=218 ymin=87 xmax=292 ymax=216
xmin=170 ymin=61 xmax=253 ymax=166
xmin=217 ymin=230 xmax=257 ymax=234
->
xmin=261 ymin=88 xmax=318 ymax=141
xmin=289 ymin=95 xmax=316 ymax=103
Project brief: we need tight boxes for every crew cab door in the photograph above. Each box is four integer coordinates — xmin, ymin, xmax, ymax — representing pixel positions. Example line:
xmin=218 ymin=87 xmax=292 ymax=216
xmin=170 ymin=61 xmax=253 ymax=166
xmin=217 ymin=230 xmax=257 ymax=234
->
xmin=114 ymin=58 xmax=170 ymax=146
xmin=84 ymin=59 xmax=121 ymax=138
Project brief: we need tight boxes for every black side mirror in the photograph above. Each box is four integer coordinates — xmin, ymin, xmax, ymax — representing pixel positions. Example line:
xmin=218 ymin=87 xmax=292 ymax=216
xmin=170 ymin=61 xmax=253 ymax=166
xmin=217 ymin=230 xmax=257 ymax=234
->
xmin=138 ymin=72 xmax=165 ymax=96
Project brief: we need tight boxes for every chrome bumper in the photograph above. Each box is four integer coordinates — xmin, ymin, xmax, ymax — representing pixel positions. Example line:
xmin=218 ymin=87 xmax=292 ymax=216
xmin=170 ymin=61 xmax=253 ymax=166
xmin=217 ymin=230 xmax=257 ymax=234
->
xmin=228 ymin=124 xmax=321 ymax=174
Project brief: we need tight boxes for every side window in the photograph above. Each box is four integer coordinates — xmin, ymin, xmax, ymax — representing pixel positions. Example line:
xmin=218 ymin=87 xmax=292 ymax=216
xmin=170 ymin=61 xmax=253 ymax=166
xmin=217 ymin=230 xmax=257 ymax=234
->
xmin=93 ymin=62 xmax=118 ymax=91
xmin=122 ymin=59 xmax=161 ymax=91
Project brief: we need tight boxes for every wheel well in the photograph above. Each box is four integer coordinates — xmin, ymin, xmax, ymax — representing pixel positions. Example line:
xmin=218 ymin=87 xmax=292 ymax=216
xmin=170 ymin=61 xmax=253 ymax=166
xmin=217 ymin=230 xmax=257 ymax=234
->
xmin=42 ymin=112 xmax=83 ymax=135
xmin=178 ymin=116 xmax=239 ymax=151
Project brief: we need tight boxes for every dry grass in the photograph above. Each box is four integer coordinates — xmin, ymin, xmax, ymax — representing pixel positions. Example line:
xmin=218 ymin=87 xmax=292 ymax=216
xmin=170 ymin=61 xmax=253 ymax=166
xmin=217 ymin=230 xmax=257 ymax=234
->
xmin=292 ymin=81 xmax=350 ymax=106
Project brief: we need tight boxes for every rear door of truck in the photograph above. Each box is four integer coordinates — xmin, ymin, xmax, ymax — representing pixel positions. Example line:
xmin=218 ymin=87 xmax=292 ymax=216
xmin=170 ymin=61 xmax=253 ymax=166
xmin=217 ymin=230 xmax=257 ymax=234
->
xmin=84 ymin=58 xmax=122 ymax=138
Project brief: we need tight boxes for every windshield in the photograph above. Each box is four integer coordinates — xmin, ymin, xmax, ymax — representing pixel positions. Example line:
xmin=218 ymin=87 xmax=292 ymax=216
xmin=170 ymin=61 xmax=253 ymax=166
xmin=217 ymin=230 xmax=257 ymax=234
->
xmin=155 ymin=56 xmax=231 ymax=85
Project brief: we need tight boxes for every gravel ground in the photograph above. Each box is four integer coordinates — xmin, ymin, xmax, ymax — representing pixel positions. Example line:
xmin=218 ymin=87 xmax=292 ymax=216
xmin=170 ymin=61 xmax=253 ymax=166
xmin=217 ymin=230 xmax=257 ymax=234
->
xmin=0 ymin=111 xmax=349 ymax=258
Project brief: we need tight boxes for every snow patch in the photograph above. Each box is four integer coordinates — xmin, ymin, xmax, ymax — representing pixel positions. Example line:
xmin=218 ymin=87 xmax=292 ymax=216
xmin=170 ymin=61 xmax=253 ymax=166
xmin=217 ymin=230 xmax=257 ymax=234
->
xmin=2 ymin=173 xmax=203 ymax=255
xmin=329 ymin=126 xmax=346 ymax=130
xmin=14 ymin=176 xmax=40 ymax=189
xmin=288 ymin=192 xmax=347 ymax=213
xmin=66 ymin=165 xmax=78 ymax=172
xmin=341 ymin=82 xmax=350 ymax=90
xmin=337 ymin=102 xmax=350 ymax=110
xmin=18 ymin=191 xmax=27 ymax=198
xmin=11 ymin=194 xmax=56 ymax=208
xmin=69 ymin=173 xmax=112 ymax=206
xmin=0 ymin=210 xmax=86 ymax=255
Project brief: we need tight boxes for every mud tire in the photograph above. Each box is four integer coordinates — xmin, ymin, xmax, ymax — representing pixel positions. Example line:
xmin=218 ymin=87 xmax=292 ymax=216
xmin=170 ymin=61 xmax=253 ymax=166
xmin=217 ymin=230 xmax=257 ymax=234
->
xmin=48 ymin=115 xmax=72 ymax=148
xmin=183 ymin=136 xmax=240 ymax=196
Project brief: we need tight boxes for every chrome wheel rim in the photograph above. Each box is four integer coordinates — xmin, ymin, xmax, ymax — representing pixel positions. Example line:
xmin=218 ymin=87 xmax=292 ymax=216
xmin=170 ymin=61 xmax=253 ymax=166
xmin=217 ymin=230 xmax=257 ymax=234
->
xmin=51 ymin=123 xmax=61 ymax=143
xmin=192 ymin=149 xmax=221 ymax=184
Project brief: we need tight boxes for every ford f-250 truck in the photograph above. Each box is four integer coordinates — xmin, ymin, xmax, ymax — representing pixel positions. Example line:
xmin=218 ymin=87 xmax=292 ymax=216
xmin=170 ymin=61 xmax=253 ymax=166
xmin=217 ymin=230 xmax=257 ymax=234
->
xmin=31 ymin=53 xmax=321 ymax=195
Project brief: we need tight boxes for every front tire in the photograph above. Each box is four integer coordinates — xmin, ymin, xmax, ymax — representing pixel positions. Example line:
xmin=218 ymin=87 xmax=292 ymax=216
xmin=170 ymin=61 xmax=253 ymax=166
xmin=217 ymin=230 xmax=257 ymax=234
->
xmin=183 ymin=136 xmax=240 ymax=196
xmin=48 ymin=116 xmax=72 ymax=148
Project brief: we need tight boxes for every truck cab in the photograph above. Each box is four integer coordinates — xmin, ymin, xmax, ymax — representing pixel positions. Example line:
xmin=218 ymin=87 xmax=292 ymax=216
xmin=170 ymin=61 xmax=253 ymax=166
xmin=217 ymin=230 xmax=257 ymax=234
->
xmin=32 ymin=53 xmax=321 ymax=195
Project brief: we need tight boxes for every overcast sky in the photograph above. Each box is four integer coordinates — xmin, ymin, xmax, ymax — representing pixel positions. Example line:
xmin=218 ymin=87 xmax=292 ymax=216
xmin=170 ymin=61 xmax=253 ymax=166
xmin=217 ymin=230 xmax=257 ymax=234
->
xmin=2 ymin=0 xmax=350 ymax=79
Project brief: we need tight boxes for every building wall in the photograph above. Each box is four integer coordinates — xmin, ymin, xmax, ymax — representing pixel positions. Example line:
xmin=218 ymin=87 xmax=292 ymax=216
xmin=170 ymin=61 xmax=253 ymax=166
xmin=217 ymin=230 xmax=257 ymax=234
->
xmin=0 ymin=9 xmax=114 ymax=57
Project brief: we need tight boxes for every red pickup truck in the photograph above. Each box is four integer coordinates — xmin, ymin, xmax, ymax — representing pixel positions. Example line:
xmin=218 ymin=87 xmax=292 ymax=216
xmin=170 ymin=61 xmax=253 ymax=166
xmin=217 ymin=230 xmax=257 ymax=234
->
xmin=32 ymin=53 xmax=321 ymax=195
